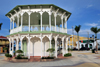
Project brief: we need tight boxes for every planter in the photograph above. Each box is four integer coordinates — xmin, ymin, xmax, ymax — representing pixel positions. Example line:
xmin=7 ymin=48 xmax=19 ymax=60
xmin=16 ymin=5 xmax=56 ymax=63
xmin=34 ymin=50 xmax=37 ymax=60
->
xmin=4 ymin=56 xmax=11 ymax=61
xmin=41 ymin=59 xmax=55 ymax=62
xmin=12 ymin=58 xmax=29 ymax=62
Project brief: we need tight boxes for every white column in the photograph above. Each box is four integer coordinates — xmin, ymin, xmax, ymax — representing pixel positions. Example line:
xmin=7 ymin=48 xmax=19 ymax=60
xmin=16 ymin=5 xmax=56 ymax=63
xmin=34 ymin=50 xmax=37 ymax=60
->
xmin=55 ymin=15 xmax=57 ymax=31
xmin=29 ymin=15 xmax=30 ymax=32
xmin=55 ymin=39 xmax=57 ymax=58
xmin=49 ymin=13 xmax=51 ymax=31
xmin=65 ymin=18 xmax=67 ymax=33
xmin=61 ymin=17 xmax=63 ymax=33
xmin=41 ymin=38 xmax=43 ymax=58
xmin=13 ymin=19 xmax=14 ymax=29
xmin=12 ymin=40 xmax=14 ymax=56
xmin=28 ymin=36 xmax=30 ymax=59
xmin=62 ymin=39 xmax=64 ymax=56
xmin=40 ymin=13 xmax=43 ymax=31
xmin=9 ymin=39 xmax=11 ymax=54
xmin=66 ymin=38 xmax=68 ymax=53
xmin=21 ymin=15 xmax=23 ymax=31
xmin=21 ymin=39 xmax=23 ymax=50
xmin=10 ymin=19 xmax=12 ymax=30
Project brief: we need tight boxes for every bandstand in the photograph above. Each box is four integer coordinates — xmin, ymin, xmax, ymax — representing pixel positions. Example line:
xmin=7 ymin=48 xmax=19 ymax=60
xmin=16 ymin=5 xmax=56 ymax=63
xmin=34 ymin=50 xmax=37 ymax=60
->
xmin=6 ymin=4 xmax=71 ymax=59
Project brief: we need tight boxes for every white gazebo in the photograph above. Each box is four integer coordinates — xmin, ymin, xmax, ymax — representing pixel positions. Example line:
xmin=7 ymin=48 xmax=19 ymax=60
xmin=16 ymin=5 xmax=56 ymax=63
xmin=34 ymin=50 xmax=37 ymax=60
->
xmin=6 ymin=4 xmax=71 ymax=59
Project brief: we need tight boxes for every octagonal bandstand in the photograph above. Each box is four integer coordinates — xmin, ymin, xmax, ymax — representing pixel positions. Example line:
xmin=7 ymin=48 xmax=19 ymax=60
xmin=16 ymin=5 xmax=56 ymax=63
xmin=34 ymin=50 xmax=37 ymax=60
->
xmin=6 ymin=4 xmax=71 ymax=59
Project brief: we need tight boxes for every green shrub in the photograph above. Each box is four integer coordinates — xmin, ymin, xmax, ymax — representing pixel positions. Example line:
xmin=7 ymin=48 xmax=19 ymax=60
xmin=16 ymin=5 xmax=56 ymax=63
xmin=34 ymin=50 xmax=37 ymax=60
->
xmin=64 ymin=53 xmax=72 ymax=57
xmin=41 ymin=57 xmax=54 ymax=59
xmin=16 ymin=50 xmax=23 ymax=53
xmin=15 ymin=54 xmax=22 ymax=59
xmin=15 ymin=54 xmax=28 ymax=59
xmin=5 ymin=53 xmax=12 ymax=57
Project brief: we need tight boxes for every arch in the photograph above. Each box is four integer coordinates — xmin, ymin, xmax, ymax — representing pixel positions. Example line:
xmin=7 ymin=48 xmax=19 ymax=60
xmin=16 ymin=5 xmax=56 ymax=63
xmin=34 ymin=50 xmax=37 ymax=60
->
xmin=30 ymin=12 xmax=40 ymax=25
xmin=42 ymin=12 xmax=49 ymax=25
xmin=42 ymin=36 xmax=50 ymax=56
xmin=22 ymin=37 xmax=28 ymax=56
xmin=30 ymin=37 xmax=41 ymax=56
xmin=56 ymin=15 xmax=61 ymax=26
xmin=23 ymin=12 xmax=29 ymax=25
xmin=51 ymin=13 xmax=55 ymax=26
xmin=57 ymin=38 xmax=62 ymax=55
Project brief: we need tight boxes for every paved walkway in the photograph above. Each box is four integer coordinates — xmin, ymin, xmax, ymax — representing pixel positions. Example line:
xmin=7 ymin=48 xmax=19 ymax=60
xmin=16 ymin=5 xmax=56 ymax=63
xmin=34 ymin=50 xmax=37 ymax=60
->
xmin=0 ymin=51 xmax=100 ymax=67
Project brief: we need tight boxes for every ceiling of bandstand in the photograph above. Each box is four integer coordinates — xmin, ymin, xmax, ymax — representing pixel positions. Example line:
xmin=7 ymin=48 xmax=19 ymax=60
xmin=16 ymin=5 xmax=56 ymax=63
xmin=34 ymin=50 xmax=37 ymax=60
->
xmin=14 ymin=12 xmax=65 ymax=26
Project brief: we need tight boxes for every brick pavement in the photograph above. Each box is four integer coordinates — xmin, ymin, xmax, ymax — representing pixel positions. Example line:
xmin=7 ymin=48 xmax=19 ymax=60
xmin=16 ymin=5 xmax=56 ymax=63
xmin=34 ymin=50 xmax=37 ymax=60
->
xmin=0 ymin=51 xmax=100 ymax=67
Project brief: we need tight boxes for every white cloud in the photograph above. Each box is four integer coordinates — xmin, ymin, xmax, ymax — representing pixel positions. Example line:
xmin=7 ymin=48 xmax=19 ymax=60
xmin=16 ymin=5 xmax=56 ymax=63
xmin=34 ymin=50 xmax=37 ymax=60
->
xmin=87 ymin=5 xmax=93 ymax=8
xmin=98 ymin=14 xmax=100 ymax=15
xmin=85 ymin=23 xmax=98 ymax=26
xmin=98 ymin=21 xmax=100 ymax=22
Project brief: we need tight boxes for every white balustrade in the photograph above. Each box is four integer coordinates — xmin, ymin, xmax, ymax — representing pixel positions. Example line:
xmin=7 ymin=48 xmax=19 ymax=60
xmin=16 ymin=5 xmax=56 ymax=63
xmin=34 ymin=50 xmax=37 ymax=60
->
xmin=10 ymin=25 xmax=67 ymax=34
xmin=10 ymin=26 xmax=21 ymax=34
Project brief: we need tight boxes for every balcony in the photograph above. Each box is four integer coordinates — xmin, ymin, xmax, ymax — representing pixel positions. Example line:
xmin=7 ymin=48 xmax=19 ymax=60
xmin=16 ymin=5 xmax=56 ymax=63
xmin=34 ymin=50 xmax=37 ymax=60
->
xmin=10 ymin=25 xmax=67 ymax=34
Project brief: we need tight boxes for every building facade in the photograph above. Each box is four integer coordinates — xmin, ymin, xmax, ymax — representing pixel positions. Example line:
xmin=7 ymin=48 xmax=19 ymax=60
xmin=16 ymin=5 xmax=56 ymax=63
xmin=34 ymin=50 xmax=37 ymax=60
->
xmin=6 ymin=4 xmax=71 ymax=58
xmin=0 ymin=36 xmax=9 ymax=53
xmin=68 ymin=35 xmax=88 ymax=48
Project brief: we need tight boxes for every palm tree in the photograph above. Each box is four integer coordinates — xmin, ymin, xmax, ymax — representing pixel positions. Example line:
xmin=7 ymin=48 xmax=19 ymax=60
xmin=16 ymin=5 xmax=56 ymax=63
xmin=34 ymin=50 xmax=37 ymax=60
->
xmin=74 ymin=25 xmax=81 ymax=50
xmin=91 ymin=27 xmax=100 ymax=53
xmin=0 ymin=23 xmax=3 ymax=30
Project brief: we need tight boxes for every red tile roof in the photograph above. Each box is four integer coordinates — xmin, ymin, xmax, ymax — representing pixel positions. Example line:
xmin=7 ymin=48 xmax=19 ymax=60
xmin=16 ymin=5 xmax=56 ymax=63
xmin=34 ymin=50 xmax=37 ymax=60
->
xmin=0 ymin=36 xmax=7 ymax=39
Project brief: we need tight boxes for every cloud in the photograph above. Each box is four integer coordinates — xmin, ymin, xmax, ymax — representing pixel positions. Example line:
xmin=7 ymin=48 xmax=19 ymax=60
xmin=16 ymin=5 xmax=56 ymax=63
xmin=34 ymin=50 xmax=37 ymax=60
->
xmin=98 ymin=14 xmax=100 ymax=15
xmin=87 ymin=5 xmax=93 ymax=8
xmin=98 ymin=21 xmax=100 ymax=22
xmin=85 ymin=23 xmax=98 ymax=26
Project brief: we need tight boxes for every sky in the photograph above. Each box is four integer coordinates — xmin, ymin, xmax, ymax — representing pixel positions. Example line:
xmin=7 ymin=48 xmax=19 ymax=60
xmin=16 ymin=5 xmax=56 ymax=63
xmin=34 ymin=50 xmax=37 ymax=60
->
xmin=0 ymin=0 xmax=100 ymax=38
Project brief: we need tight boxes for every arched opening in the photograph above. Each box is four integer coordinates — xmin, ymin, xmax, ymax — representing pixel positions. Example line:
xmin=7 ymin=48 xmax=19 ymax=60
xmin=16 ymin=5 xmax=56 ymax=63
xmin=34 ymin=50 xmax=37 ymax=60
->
xmin=42 ymin=12 xmax=49 ymax=25
xmin=51 ymin=13 xmax=55 ymax=26
xmin=14 ymin=16 xmax=17 ymax=28
xmin=23 ymin=12 xmax=29 ymax=31
xmin=57 ymin=38 xmax=62 ymax=55
xmin=56 ymin=15 xmax=61 ymax=27
xmin=42 ymin=36 xmax=49 ymax=56
xmin=13 ymin=39 xmax=17 ymax=56
xmin=22 ymin=37 xmax=28 ymax=56
xmin=30 ymin=37 xmax=41 ymax=56
xmin=19 ymin=14 xmax=21 ymax=26
xmin=30 ymin=12 xmax=40 ymax=31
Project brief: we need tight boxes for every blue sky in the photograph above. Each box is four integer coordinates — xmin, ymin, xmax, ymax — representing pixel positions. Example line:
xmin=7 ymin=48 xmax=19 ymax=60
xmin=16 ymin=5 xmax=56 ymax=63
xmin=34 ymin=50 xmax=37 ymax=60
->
xmin=0 ymin=0 xmax=100 ymax=38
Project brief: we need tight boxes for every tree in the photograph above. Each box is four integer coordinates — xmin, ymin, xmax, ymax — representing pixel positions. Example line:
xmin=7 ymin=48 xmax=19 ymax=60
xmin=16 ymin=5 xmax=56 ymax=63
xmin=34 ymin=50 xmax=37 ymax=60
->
xmin=47 ymin=48 xmax=55 ymax=57
xmin=91 ymin=27 xmax=100 ymax=53
xmin=0 ymin=23 xmax=3 ymax=30
xmin=74 ymin=25 xmax=81 ymax=50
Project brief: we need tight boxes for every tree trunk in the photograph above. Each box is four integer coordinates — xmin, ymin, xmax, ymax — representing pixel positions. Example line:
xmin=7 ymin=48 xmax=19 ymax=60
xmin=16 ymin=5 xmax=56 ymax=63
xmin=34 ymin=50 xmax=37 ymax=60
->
xmin=96 ymin=34 xmax=98 ymax=53
xmin=77 ymin=33 xmax=79 ymax=50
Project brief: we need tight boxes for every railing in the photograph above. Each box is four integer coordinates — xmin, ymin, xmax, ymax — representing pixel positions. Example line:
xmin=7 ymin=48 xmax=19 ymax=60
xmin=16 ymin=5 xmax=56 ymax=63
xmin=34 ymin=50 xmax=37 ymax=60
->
xmin=10 ymin=26 xmax=22 ymax=34
xmin=10 ymin=25 xmax=67 ymax=34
